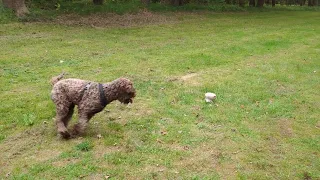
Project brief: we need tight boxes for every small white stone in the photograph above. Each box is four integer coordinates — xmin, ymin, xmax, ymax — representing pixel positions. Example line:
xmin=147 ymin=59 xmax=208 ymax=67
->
xmin=205 ymin=92 xmax=216 ymax=102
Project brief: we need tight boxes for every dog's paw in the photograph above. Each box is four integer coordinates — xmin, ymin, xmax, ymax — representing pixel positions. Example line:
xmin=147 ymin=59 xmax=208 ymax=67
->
xmin=59 ymin=131 xmax=71 ymax=139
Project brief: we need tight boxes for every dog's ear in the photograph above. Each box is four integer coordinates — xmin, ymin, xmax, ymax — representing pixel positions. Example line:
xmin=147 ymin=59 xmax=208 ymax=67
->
xmin=117 ymin=78 xmax=135 ymax=96
xmin=125 ymin=83 xmax=132 ymax=91
xmin=126 ymin=83 xmax=136 ymax=96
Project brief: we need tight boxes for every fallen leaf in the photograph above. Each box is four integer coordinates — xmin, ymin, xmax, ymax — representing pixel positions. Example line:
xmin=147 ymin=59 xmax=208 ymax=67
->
xmin=161 ymin=130 xmax=167 ymax=135
xmin=79 ymin=174 xmax=86 ymax=178
xmin=105 ymin=175 xmax=110 ymax=179
xmin=156 ymin=139 xmax=164 ymax=143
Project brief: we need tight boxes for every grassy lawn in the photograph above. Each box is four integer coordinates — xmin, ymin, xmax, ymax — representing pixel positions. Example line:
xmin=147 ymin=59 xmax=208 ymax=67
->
xmin=0 ymin=11 xmax=319 ymax=179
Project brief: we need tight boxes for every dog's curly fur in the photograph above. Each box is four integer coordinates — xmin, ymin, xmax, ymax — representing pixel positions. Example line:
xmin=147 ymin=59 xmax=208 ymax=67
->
xmin=51 ymin=74 xmax=136 ymax=139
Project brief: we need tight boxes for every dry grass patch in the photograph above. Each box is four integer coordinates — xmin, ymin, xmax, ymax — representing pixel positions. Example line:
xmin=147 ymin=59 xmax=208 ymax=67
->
xmin=0 ymin=126 xmax=60 ymax=176
xmin=54 ymin=10 xmax=178 ymax=28
xmin=278 ymin=118 xmax=294 ymax=138
xmin=51 ymin=158 xmax=80 ymax=167
xmin=180 ymin=72 xmax=201 ymax=86
xmin=92 ymin=144 xmax=122 ymax=159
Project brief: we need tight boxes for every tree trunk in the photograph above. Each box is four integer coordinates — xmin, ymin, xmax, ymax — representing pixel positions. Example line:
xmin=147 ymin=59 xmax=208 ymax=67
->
xmin=249 ymin=0 xmax=256 ymax=6
xmin=272 ymin=0 xmax=276 ymax=6
xmin=265 ymin=0 xmax=270 ymax=5
xmin=171 ymin=0 xmax=182 ymax=6
xmin=93 ymin=0 xmax=104 ymax=5
xmin=239 ymin=0 xmax=245 ymax=7
xmin=308 ymin=0 xmax=313 ymax=5
xmin=2 ymin=0 xmax=29 ymax=17
xmin=141 ymin=0 xmax=151 ymax=5
xmin=257 ymin=0 xmax=264 ymax=6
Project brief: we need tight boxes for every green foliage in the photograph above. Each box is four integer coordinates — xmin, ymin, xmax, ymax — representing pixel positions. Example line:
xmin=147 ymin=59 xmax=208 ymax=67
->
xmin=23 ymin=113 xmax=35 ymax=126
xmin=147 ymin=3 xmax=244 ymax=11
xmin=59 ymin=151 xmax=82 ymax=158
xmin=0 ymin=4 xmax=17 ymax=24
xmin=75 ymin=141 xmax=93 ymax=151
xmin=0 ymin=134 xmax=5 ymax=143
xmin=56 ymin=0 xmax=142 ymax=14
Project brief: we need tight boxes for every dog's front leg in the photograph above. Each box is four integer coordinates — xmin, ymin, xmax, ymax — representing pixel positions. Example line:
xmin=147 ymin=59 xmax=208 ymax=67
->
xmin=72 ymin=113 xmax=94 ymax=136
xmin=56 ymin=115 xmax=71 ymax=139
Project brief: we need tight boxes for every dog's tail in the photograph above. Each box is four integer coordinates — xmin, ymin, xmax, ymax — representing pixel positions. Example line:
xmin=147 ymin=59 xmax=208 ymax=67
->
xmin=50 ymin=73 xmax=65 ymax=86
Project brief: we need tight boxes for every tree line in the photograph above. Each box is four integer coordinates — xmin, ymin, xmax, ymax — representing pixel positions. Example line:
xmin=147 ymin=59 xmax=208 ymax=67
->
xmin=2 ymin=0 xmax=319 ymax=17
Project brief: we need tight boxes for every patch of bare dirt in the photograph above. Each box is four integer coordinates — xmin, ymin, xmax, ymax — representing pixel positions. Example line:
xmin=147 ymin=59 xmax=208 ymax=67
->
xmin=181 ymin=73 xmax=198 ymax=81
xmin=181 ymin=72 xmax=202 ymax=86
xmin=167 ymin=72 xmax=202 ymax=86
xmin=81 ymin=173 xmax=107 ymax=180
xmin=278 ymin=118 xmax=294 ymax=137
xmin=143 ymin=164 xmax=167 ymax=175
xmin=93 ymin=144 xmax=122 ymax=159
xmin=316 ymin=120 xmax=320 ymax=129
xmin=173 ymin=143 xmax=238 ymax=178
xmin=54 ymin=10 xmax=178 ymax=28
xmin=29 ymin=149 xmax=62 ymax=162
xmin=51 ymin=158 xmax=80 ymax=167
xmin=0 ymin=125 xmax=62 ymax=176
xmin=0 ymin=126 xmax=49 ymax=160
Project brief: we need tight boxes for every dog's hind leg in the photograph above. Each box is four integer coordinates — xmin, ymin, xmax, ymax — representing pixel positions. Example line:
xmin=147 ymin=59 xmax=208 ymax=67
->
xmin=55 ymin=103 xmax=74 ymax=139
xmin=63 ymin=104 xmax=75 ymax=127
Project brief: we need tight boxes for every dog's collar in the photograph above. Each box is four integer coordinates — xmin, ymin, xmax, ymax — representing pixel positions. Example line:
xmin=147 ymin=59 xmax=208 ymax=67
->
xmin=79 ymin=82 xmax=108 ymax=107
xmin=99 ymin=83 xmax=108 ymax=107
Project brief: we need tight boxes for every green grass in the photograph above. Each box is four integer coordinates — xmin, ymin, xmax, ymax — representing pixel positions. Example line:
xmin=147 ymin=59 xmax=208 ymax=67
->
xmin=0 ymin=10 xmax=320 ymax=179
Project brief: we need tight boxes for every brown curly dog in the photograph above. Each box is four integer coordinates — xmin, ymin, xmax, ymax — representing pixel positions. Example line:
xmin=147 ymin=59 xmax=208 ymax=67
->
xmin=51 ymin=74 xmax=136 ymax=139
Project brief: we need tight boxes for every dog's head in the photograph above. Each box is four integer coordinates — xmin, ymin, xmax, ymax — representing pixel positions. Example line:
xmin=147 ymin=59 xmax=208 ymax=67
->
xmin=117 ymin=78 xmax=136 ymax=104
